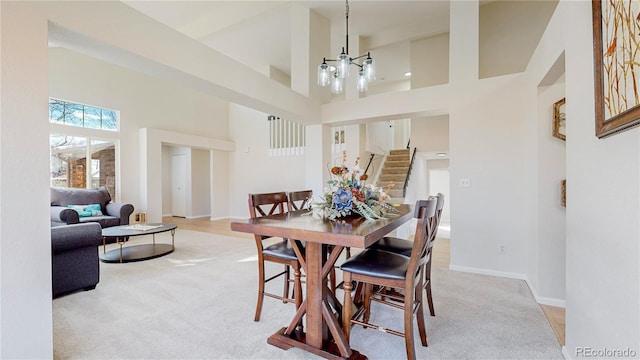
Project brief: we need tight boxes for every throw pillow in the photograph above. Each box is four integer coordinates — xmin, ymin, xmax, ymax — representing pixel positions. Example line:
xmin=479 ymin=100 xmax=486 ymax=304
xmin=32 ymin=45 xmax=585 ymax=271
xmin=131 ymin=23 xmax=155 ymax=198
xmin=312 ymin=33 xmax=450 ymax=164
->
xmin=67 ymin=204 xmax=103 ymax=217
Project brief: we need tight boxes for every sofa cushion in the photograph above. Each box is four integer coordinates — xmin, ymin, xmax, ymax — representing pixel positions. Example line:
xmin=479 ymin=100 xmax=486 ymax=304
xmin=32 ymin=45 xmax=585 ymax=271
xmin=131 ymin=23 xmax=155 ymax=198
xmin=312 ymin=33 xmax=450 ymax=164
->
xmin=51 ymin=186 xmax=111 ymax=213
xmin=67 ymin=204 xmax=103 ymax=217
xmin=79 ymin=215 xmax=120 ymax=228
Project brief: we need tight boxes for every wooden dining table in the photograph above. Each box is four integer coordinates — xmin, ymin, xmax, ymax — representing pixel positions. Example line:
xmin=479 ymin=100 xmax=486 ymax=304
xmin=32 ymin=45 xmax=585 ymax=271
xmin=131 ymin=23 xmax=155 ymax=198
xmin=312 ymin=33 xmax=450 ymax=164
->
xmin=230 ymin=204 xmax=414 ymax=359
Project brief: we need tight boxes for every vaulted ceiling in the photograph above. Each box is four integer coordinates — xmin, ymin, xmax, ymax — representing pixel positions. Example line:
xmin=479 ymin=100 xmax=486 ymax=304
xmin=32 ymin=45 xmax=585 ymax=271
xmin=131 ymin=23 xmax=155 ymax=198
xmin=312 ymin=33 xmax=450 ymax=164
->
xmin=123 ymin=1 xmax=556 ymax=90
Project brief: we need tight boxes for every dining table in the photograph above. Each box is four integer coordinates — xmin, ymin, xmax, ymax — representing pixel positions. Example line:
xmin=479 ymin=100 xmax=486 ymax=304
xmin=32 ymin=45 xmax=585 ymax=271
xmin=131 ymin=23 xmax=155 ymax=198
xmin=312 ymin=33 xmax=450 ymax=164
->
xmin=230 ymin=204 xmax=414 ymax=359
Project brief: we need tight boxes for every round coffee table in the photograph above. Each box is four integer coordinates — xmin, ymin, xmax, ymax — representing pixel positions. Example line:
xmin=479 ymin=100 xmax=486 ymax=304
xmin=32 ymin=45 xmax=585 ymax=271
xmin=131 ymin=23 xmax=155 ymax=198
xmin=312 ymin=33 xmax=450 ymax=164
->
xmin=99 ymin=223 xmax=177 ymax=263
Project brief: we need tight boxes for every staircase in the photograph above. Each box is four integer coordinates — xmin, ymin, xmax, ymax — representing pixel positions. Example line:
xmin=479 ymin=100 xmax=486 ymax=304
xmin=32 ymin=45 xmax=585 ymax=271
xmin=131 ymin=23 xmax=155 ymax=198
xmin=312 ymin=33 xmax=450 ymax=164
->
xmin=377 ymin=149 xmax=410 ymax=203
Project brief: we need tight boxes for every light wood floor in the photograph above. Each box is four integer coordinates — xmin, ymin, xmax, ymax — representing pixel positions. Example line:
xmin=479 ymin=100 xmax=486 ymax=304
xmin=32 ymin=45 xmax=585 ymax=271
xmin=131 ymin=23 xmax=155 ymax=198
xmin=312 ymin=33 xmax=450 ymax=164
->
xmin=163 ymin=216 xmax=565 ymax=346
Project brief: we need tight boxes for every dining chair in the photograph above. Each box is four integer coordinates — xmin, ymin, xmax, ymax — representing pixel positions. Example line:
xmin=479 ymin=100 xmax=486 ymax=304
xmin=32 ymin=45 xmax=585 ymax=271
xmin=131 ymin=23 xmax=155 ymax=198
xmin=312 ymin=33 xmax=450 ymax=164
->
xmin=248 ymin=192 xmax=304 ymax=322
xmin=341 ymin=198 xmax=438 ymax=360
xmin=286 ymin=189 xmax=313 ymax=211
xmin=367 ymin=193 xmax=444 ymax=316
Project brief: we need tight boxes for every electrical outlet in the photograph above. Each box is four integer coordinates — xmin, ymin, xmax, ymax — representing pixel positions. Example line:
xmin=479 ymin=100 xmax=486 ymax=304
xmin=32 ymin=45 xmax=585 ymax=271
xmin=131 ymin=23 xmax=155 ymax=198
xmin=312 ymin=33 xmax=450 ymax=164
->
xmin=459 ymin=178 xmax=471 ymax=188
xmin=498 ymin=245 xmax=507 ymax=254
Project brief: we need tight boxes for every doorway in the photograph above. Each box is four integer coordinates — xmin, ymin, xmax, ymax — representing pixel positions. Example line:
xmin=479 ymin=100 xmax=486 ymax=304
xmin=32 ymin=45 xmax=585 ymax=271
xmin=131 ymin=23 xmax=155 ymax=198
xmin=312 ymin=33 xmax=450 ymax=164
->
xmin=162 ymin=145 xmax=212 ymax=219
xmin=171 ymin=154 xmax=187 ymax=217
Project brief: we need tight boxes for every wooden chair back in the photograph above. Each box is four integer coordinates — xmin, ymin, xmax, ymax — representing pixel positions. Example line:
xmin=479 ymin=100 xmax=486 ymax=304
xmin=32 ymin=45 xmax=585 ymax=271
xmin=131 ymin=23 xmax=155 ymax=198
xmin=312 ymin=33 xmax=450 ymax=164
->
xmin=428 ymin=193 xmax=445 ymax=247
xmin=287 ymin=190 xmax=313 ymax=212
xmin=248 ymin=192 xmax=288 ymax=218
xmin=407 ymin=197 xmax=438 ymax=282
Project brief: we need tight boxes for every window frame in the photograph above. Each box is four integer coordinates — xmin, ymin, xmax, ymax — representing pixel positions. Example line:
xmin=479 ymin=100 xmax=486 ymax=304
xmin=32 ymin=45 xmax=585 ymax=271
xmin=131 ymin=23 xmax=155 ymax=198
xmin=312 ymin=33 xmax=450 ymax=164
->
xmin=49 ymin=98 xmax=122 ymax=202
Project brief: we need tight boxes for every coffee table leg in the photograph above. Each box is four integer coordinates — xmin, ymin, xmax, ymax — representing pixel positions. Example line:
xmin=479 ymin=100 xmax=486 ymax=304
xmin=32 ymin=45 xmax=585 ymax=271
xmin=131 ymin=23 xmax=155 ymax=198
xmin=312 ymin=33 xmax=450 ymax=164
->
xmin=102 ymin=236 xmax=106 ymax=254
xmin=171 ymin=229 xmax=175 ymax=250
xmin=119 ymin=236 xmax=123 ymax=263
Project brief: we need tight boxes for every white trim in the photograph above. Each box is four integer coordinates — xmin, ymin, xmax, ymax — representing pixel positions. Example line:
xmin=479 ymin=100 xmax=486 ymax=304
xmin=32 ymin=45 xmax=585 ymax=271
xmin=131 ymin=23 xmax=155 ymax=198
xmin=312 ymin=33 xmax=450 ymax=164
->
xmin=186 ymin=214 xmax=210 ymax=220
xmin=210 ymin=216 xmax=233 ymax=221
xmin=562 ymin=345 xmax=572 ymax=360
xmin=449 ymin=264 xmax=566 ymax=307
xmin=162 ymin=213 xmax=173 ymax=217
xmin=533 ymin=293 xmax=566 ymax=308
xmin=222 ymin=215 xmax=247 ymax=220
xmin=449 ymin=263 xmax=527 ymax=280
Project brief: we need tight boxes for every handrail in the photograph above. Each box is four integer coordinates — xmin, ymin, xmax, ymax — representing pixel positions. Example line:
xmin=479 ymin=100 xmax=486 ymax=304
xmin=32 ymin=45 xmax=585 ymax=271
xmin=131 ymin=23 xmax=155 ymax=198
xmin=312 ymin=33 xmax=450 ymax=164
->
xmin=403 ymin=147 xmax=417 ymax=198
xmin=363 ymin=153 xmax=375 ymax=175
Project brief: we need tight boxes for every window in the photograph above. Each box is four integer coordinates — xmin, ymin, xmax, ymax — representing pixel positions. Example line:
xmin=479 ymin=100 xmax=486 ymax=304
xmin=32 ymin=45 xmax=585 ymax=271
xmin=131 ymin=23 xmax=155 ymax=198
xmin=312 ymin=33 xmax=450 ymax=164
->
xmin=49 ymin=98 xmax=118 ymax=131
xmin=49 ymin=99 xmax=119 ymax=198
xmin=332 ymin=126 xmax=346 ymax=153
xmin=268 ymin=115 xmax=305 ymax=156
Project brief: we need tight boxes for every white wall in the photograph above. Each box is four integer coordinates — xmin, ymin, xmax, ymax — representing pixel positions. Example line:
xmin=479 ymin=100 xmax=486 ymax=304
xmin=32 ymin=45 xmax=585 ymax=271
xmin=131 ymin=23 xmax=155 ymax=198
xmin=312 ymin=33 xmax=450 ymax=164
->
xmin=411 ymin=33 xmax=450 ymax=88
xmin=0 ymin=3 xmax=53 ymax=357
xmin=411 ymin=115 xmax=449 ymax=152
xmin=562 ymin=0 xmax=640 ymax=357
xmin=366 ymin=120 xmax=394 ymax=155
xmin=535 ymin=78 xmax=566 ymax=304
xmin=479 ymin=0 xmax=558 ymax=79
xmin=161 ymin=145 xmax=172 ymax=216
xmin=190 ymin=148 xmax=211 ymax=218
xmin=448 ymin=74 xmax=530 ymax=275
xmin=429 ymin=164 xmax=450 ymax=216
xmin=228 ymin=104 xmax=307 ymax=218
xmin=49 ymin=48 xmax=229 ymax=214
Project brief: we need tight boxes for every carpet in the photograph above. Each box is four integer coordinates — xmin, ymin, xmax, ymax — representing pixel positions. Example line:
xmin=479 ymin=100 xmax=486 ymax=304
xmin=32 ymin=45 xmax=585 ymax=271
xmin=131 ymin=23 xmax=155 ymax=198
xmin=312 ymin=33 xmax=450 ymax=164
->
xmin=53 ymin=230 xmax=562 ymax=360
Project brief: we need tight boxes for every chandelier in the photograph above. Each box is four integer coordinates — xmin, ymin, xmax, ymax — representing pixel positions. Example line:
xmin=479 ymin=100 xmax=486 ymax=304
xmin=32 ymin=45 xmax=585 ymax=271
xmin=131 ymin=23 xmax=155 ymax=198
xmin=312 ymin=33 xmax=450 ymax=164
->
xmin=317 ymin=0 xmax=376 ymax=94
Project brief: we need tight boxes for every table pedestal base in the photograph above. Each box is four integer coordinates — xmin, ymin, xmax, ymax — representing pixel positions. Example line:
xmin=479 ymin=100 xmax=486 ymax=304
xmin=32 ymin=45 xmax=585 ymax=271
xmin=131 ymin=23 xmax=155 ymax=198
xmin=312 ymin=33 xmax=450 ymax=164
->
xmin=268 ymin=327 xmax=367 ymax=360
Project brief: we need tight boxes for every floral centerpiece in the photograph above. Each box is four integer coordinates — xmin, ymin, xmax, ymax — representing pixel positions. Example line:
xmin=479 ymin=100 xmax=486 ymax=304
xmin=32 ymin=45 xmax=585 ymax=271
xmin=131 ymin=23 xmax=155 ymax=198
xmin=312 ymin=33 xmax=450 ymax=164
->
xmin=310 ymin=151 xmax=399 ymax=221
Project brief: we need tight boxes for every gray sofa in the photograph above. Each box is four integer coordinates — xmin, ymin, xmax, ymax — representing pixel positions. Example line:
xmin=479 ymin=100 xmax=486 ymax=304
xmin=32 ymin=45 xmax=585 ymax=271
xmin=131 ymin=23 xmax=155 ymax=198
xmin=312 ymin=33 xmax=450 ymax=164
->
xmin=51 ymin=223 xmax=102 ymax=298
xmin=50 ymin=186 xmax=134 ymax=228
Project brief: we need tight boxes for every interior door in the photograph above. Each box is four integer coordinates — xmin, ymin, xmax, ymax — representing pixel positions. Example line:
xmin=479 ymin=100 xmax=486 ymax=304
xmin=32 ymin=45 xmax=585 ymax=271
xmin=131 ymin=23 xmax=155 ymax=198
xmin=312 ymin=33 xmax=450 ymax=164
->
xmin=171 ymin=154 xmax=187 ymax=217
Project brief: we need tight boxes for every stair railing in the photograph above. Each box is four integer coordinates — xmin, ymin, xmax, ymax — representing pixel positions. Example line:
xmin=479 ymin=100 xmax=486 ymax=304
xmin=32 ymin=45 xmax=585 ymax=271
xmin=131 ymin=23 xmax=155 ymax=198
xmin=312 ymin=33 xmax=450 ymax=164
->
xmin=363 ymin=153 xmax=375 ymax=175
xmin=403 ymin=147 xmax=417 ymax=197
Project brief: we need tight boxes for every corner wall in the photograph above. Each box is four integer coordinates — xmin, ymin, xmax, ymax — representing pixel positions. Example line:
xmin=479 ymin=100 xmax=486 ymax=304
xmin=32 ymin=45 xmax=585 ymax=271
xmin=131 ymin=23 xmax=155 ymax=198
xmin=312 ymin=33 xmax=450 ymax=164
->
xmin=0 ymin=3 xmax=52 ymax=357
xmin=562 ymin=0 xmax=640 ymax=356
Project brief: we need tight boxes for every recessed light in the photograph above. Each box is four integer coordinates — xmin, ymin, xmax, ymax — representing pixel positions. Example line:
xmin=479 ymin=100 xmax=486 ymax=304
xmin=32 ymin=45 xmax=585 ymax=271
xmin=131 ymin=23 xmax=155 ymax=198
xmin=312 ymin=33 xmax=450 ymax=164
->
xmin=404 ymin=72 xmax=412 ymax=77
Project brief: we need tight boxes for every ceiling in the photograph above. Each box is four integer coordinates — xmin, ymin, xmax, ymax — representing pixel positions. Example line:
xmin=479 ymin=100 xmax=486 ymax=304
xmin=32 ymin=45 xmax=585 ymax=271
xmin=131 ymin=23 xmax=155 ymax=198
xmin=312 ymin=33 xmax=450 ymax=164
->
xmin=123 ymin=1 xmax=452 ymax=84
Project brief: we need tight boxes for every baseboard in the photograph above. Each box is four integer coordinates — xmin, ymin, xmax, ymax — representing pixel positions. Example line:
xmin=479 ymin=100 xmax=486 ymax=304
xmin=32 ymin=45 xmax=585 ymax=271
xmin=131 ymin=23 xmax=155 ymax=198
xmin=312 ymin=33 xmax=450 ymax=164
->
xmin=562 ymin=345 xmax=572 ymax=360
xmin=449 ymin=264 xmax=527 ymax=281
xmin=162 ymin=213 xmax=173 ymax=217
xmin=534 ymin=294 xmax=565 ymax=308
xmin=449 ymin=264 xmax=565 ymax=307
xmin=186 ymin=214 xmax=210 ymax=220
xmin=209 ymin=216 xmax=232 ymax=221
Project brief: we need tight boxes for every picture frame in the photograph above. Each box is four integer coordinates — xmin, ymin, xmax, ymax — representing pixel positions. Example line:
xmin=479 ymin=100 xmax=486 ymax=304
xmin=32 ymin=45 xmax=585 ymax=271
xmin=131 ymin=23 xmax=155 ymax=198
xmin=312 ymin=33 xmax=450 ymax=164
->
xmin=553 ymin=98 xmax=566 ymax=141
xmin=560 ymin=179 xmax=566 ymax=208
xmin=592 ymin=0 xmax=640 ymax=138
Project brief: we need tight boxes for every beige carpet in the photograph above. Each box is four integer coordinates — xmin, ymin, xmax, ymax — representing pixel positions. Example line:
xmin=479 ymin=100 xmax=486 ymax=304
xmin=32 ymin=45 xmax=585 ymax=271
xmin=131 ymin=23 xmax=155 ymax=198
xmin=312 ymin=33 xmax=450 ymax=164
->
xmin=53 ymin=230 xmax=562 ymax=360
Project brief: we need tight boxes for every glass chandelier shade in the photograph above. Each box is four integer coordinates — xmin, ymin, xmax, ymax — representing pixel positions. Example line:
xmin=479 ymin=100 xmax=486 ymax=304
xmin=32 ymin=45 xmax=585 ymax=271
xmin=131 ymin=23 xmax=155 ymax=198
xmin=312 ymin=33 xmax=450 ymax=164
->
xmin=331 ymin=73 xmax=344 ymax=94
xmin=363 ymin=56 xmax=376 ymax=82
xmin=356 ymin=70 xmax=368 ymax=92
xmin=317 ymin=61 xmax=330 ymax=87
xmin=336 ymin=48 xmax=350 ymax=79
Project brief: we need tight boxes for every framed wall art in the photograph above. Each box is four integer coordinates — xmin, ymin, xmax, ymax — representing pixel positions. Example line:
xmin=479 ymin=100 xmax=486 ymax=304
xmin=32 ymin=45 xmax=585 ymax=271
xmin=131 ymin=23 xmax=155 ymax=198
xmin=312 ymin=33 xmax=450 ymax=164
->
xmin=553 ymin=98 xmax=566 ymax=141
xmin=593 ymin=0 xmax=640 ymax=138
xmin=560 ymin=179 xmax=566 ymax=208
